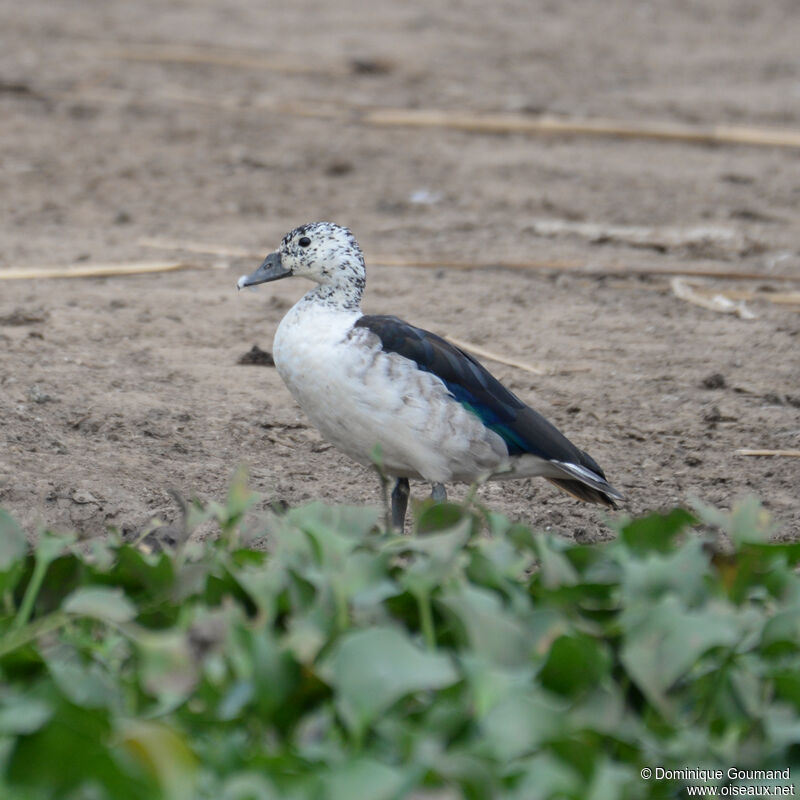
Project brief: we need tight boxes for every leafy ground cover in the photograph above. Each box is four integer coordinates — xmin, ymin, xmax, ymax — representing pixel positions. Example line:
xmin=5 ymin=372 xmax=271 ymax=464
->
xmin=1 ymin=481 xmax=798 ymax=800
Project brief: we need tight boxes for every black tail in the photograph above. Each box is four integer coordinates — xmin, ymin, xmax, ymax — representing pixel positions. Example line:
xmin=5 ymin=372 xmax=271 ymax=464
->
xmin=546 ymin=477 xmax=621 ymax=509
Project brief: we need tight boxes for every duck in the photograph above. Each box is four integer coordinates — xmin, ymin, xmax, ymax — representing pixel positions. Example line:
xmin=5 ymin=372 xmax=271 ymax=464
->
xmin=237 ymin=222 xmax=623 ymax=528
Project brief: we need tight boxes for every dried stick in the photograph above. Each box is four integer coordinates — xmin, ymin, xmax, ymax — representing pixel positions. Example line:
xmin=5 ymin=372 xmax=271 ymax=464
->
xmin=442 ymin=335 xmax=547 ymax=375
xmin=0 ymin=261 xmax=194 ymax=281
xmin=670 ymin=277 xmax=756 ymax=319
xmin=137 ymin=238 xmax=800 ymax=284
xmin=362 ymin=108 xmax=800 ymax=150
xmin=372 ymin=255 xmax=585 ymax=273
xmin=690 ymin=288 xmax=800 ymax=307
xmin=68 ymin=71 xmax=800 ymax=152
xmin=736 ymin=449 xmax=800 ymax=458
xmin=763 ymin=293 xmax=800 ymax=305
xmin=375 ymin=257 xmax=800 ymax=282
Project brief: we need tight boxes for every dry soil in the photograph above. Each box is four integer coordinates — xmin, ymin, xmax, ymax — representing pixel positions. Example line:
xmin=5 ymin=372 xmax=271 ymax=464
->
xmin=1 ymin=0 xmax=799 ymax=541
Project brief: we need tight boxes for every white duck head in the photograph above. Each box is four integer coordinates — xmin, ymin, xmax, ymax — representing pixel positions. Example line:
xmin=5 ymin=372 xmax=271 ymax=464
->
xmin=238 ymin=222 xmax=366 ymax=310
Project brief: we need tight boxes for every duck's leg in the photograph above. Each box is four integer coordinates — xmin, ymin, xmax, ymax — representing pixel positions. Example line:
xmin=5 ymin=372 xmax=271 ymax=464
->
xmin=391 ymin=477 xmax=410 ymax=531
xmin=431 ymin=483 xmax=447 ymax=502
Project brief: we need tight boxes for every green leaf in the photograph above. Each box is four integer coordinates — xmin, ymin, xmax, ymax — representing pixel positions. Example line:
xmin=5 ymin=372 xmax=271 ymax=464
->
xmin=534 ymin=534 xmax=579 ymax=589
xmin=620 ymin=537 xmax=711 ymax=613
xmin=112 ymin=544 xmax=176 ymax=599
xmin=431 ymin=749 xmax=496 ymax=798
xmin=585 ymin=759 xmax=639 ymax=800
xmin=135 ymin=630 xmax=199 ymax=704
xmin=324 ymin=758 xmax=408 ymax=800
xmin=728 ymin=662 xmax=763 ymax=718
xmin=63 ymin=586 xmax=137 ymax=623
xmin=42 ymin=643 xmax=120 ymax=709
xmin=566 ymin=683 xmax=629 ymax=736
xmin=220 ymin=773 xmax=278 ymax=800
xmin=619 ymin=508 xmax=696 ymax=554
xmin=620 ymin=595 xmax=740 ymax=712
xmin=764 ymin=705 xmax=800 ymax=748
xmin=216 ymin=680 xmax=254 ymax=721
xmin=0 ymin=695 xmax=53 ymax=734
xmin=398 ymin=518 xmax=472 ymax=563
xmin=7 ymin=700 xmax=148 ymax=798
xmin=0 ymin=610 xmax=69 ymax=659
xmin=118 ymin=719 xmax=197 ymax=800
xmin=727 ymin=495 xmax=777 ymax=543
xmin=691 ymin=496 xmax=776 ymax=544
xmin=319 ymin=626 xmax=458 ymax=737
xmin=538 ymin=633 xmax=611 ymax=697
xmin=231 ymin=560 xmax=285 ymax=618
xmin=511 ymin=753 xmax=583 ymax=799
xmin=414 ymin=500 xmax=470 ymax=534
xmin=284 ymin=612 xmax=330 ymax=664
xmin=12 ymin=531 xmax=75 ymax=630
xmin=0 ymin=509 xmax=27 ymax=569
xmin=439 ymin=584 xmax=532 ymax=668
xmin=399 ymin=520 xmax=471 ymax=599
xmin=286 ymin=502 xmax=380 ymax=544
xmin=0 ymin=487 xmax=798 ymax=795
xmin=483 ymin=697 xmax=565 ymax=761
xmin=760 ymin=604 xmax=800 ymax=655
xmin=34 ymin=530 xmax=75 ymax=564
xmin=773 ymin=670 xmax=800 ymax=711
xmin=460 ymin=654 xmax=534 ymax=717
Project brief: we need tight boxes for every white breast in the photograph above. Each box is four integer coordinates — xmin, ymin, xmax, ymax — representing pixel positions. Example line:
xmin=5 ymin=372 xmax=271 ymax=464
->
xmin=272 ymin=299 xmax=508 ymax=483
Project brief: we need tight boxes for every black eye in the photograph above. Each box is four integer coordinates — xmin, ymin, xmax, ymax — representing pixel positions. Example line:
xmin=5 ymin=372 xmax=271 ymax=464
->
xmin=298 ymin=236 xmax=311 ymax=248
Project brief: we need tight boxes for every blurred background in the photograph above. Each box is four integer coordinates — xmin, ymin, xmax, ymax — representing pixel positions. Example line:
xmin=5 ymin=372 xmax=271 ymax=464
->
xmin=1 ymin=0 xmax=799 ymax=538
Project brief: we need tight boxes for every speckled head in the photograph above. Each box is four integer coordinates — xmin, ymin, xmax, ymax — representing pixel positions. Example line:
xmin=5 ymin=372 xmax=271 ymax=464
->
xmin=237 ymin=222 xmax=366 ymax=308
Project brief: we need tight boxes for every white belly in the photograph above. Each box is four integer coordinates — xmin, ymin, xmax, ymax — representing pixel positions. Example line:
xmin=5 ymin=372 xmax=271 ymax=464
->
xmin=272 ymin=301 xmax=508 ymax=483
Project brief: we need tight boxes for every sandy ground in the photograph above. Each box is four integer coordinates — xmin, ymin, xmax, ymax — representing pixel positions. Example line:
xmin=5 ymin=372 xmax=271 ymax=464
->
xmin=1 ymin=0 xmax=799 ymax=541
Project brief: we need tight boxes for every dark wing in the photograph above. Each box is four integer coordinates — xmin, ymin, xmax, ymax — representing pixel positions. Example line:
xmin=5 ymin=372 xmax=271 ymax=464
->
xmin=354 ymin=315 xmax=622 ymax=507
